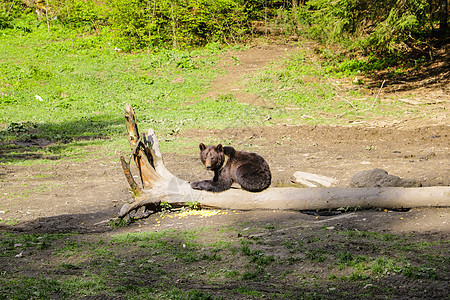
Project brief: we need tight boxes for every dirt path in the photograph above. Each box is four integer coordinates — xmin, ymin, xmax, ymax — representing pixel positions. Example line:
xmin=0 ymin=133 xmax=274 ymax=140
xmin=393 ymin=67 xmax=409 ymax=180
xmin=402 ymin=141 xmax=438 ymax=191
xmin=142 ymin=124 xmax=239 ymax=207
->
xmin=202 ymin=43 xmax=300 ymax=105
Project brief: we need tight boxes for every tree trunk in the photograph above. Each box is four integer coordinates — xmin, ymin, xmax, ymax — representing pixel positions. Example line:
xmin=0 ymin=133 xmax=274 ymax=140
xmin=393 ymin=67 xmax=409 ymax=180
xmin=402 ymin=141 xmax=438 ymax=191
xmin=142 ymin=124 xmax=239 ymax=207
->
xmin=292 ymin=0 xmax=305 ymax=8
xmin=440 ymin=0 xmax=448 ymax=33
xmin=119 ymin=104 xmax=450 ymax=218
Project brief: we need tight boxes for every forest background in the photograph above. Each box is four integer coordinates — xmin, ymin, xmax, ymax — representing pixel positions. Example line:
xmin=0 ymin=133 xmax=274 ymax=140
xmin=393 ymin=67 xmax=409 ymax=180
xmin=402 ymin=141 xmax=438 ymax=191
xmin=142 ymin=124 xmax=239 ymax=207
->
xmin=2 ymin=0 xmax=448 ymax=54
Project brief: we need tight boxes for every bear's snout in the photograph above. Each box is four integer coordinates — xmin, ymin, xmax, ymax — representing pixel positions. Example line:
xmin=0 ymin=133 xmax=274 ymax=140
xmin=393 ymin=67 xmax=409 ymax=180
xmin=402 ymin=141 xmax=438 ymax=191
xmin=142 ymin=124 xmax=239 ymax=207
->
xmin=204 ymin=156 xmax=213 ymax=170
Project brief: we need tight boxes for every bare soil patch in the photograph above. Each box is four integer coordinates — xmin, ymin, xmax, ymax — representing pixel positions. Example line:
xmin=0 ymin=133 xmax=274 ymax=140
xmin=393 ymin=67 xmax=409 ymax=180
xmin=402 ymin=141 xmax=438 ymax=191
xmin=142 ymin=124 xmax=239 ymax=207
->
xmin=203 ymin=43 xmax=300 ymax=105
xmin=1 ymin=122 xmax=448 ymax=233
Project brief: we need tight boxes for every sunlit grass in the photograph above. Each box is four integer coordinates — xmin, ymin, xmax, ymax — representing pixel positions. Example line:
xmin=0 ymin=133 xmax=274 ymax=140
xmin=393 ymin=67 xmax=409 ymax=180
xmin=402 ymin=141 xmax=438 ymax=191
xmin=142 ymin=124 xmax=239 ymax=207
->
xmin=0 ymin=27 xmax=272 ymax=164
xmin=244 ymin=50 xmax=409 ymax=125
xmin=1 ymin=23 xmax=418 ymax=166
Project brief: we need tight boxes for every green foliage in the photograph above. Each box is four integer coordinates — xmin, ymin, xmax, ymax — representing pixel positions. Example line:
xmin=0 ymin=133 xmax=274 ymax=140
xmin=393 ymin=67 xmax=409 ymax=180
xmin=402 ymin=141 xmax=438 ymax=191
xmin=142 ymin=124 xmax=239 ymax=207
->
xmin=107 ymin=0 xmax=251 ymax=51
xmin=2 ymin=0 xmax=443 ymax=55
xmin=185 ymin=201 xmax=200 ymax=210
xmin=49 ymin=0 xmax=108 ymax=29
xmin=0 ymin=2 xmax=36 ymax=32
xmin=0 ymin=8 xmax=13 ymax=29
xmin=0 ymin=0 xmax=261 ymax=51
xmin=402 ymin=264 xmax=439 ymax=279
xmin=370 ymin=257 xmax=402 ymax=275
xmin=293 ymin=0 xmax=436 ymax=55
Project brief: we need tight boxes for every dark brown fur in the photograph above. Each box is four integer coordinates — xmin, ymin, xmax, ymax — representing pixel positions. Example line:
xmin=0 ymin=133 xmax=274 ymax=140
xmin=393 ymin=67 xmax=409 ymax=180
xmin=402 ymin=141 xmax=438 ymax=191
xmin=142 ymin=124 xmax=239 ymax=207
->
xmin=190 ymin=143 xmax=271 ymax=193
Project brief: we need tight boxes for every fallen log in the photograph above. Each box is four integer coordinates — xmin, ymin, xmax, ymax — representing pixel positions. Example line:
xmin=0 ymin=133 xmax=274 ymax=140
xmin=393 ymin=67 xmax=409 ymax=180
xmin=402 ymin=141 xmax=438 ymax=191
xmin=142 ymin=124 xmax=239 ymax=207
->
xmin=119 ymin=104 xmax=450 ymax=218
xmin=293 ymin=171 xmax=338 ymax=187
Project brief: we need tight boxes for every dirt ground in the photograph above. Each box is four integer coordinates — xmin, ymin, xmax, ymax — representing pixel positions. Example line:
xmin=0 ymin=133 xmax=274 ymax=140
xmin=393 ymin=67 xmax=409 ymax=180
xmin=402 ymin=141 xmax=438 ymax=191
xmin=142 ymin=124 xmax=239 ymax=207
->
xmin=1 ymin=122 xmax=448 ymax=234
xmin=0 ymin=42 xmax=449 ymax=298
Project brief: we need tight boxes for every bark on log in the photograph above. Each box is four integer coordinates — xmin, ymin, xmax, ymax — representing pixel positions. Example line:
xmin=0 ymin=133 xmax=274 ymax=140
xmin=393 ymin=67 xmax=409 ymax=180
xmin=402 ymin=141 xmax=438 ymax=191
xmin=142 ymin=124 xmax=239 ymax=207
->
xmin=119 ymin=104 xmax=450 ymax=218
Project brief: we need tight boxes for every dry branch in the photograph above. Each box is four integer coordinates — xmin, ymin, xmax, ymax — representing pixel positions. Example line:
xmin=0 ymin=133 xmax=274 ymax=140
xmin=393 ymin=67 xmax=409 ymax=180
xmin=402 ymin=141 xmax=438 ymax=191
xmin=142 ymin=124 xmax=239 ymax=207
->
xmin=119 ymin=105 xmax=450 ymax=218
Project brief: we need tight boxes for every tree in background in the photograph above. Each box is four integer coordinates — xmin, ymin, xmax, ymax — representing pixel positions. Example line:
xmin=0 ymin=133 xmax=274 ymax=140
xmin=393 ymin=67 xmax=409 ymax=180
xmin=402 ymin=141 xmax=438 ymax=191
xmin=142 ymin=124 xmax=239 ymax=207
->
xmin=292 ymin=0 xmax=306 ymax=7
xmin=440 ymin=0 xmax=448 ymax=33
xmin=292 ymin=0 xmax=448 ymax=55
xmin=2 ymin=0 xmax=447 ymax=53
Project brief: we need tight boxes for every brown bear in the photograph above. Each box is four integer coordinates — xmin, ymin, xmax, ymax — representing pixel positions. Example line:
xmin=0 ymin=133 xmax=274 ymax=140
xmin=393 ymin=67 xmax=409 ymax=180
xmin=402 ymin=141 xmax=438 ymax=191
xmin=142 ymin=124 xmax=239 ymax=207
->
xmin=190 ymin=143 xmax=271 ymax=193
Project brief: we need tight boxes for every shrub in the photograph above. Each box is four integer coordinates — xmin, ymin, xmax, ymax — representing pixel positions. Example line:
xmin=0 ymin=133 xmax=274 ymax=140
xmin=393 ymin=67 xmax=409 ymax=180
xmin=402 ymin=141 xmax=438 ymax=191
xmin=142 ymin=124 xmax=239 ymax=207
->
xmin=49 ymin=0 xmax=108 ymax=29
xmin=293 ymin=0 xmax=437 ymax=55
xmin=2 ymin=0 xmax=258 ymax=50
xmin=0 ymin=1 xmax=35 ymax=31
xmin=107 ymin=0 xmax=251 ymax=51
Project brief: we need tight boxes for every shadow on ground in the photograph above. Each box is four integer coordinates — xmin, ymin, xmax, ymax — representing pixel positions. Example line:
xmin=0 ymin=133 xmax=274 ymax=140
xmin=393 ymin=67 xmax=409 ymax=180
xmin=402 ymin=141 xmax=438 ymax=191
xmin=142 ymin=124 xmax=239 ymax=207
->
xmin=2 ymin=208 xmax=118 ymax=234
xmin=367 ymin=36 xmax=449 ymax=93
xmin=0 ymin=115 xmax=123 ymax=163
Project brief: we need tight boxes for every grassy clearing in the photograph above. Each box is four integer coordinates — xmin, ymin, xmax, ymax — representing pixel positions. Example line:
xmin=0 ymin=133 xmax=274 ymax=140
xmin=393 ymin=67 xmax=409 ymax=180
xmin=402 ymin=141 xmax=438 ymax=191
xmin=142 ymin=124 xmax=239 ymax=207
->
xmin=244 ymin=46 xmax=407 ymax=125
xmin=0 ymin=219 xmax=447 ymax=299
xmin=0 ymin=28 xmax=271 ymax=164
xmin=1 ymin=24 xmax=418 ymax=165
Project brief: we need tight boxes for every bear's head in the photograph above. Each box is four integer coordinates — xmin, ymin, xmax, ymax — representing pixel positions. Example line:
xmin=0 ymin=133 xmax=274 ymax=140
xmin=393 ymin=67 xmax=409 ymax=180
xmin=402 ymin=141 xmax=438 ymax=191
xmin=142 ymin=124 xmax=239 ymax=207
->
xmin=199 ymin=143 xmax=225 ymax=171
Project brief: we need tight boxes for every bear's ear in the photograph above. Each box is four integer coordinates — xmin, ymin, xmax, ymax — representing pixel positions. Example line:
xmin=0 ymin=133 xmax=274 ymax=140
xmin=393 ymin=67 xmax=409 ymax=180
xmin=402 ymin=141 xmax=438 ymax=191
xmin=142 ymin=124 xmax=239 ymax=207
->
xmin=199 ymin=143 xmax=206 ymax=151
xmin=216 ymin=144 xmax=223 ymax=152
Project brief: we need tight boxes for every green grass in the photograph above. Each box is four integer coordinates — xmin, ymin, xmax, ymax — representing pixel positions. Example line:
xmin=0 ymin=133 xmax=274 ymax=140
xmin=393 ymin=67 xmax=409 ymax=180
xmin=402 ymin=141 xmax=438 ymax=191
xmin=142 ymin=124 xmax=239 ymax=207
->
xmin=0 ymin=26 xmax=271 ymax=164
xmin=1 ymin=23 xmax=419 ymax=165
xmin=244 ymin=48 xmax=407 ymax=125
xmin=0 ymin=223 xmax=448 ymax=299
xmin=0 ymin=30 xmax=250 ymax=130
xmin=0 ymin=232 xmax=69 ymax=257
